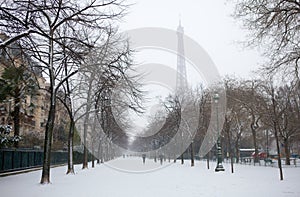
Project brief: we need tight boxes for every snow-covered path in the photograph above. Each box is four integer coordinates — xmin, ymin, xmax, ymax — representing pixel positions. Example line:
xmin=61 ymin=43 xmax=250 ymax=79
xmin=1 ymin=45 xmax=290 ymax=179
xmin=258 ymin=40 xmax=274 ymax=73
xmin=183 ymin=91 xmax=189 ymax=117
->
xmin=1 ymin=157 xmax=299 ymax=197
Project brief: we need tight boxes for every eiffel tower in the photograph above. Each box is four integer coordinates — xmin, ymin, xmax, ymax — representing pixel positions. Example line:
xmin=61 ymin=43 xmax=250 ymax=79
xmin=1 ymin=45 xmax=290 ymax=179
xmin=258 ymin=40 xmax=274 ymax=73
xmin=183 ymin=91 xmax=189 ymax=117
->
xmin=176 ymin=20 xmax=188 ymax=95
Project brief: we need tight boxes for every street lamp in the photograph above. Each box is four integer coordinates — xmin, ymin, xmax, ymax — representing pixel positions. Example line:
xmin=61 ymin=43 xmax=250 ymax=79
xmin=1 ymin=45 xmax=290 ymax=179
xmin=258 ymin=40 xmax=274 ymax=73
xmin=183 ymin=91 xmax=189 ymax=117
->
xmin=214 ymin=92 xmax=225 ymax=172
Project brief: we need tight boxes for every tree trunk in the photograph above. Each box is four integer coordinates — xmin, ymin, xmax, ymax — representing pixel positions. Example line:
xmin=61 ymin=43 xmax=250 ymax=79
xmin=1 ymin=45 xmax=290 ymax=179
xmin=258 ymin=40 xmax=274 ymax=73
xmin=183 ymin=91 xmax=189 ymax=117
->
xmin=66 ymin=119 xmax=75 ymax=174
xmin=275 ymin=127 xmax=284 ymax=180
xmin=91 ymin=152 xmax=95 ymax=168
xmin=13 ymin=94 xmax=20 ymax=148
xmin=228 ymin=139 xmax=234 ymax=174
xmin=63 ymin=41 xmax=75 ymax=175
xmin=91 ymin=135 xmax=95 ymax=168
xmin=190 ymin=142 xmax=194 ymax=167
xmin=40 ymin=31 xmax=55 ymax=184
xmin=230 ymin=153 xmax=234 ymax=173
xmin=284 ymin=138 xmax=291 ymax=165
xmin=206 ymin=151 xmax=210 ymax=169
xmin=91 ymin=112 xmax=98 ymax=168
xmin=82 ymin=115 xmax=89 ymax=168
xmin=97 ymin=140 xmax=100 ymax=164
xmin=235 ymin=141 xmax=240 ymax=163
xmin=105 ymin=142 xmax=109 ymax=162
xmin=82 ymin=75 xmax=94 ymax=169
xmin=251 ymin=126 xmax=259 ymax=164
xmin=101 ymin=147 xmax=104 ymax=163
xmin=226 ymin=126 xmax=234 ymax=173
xmin=40 ymin=96 xmax=56 ymax=184
xmin=181 ymin=153 xmax=184 ymax=164
xmin=271 ymin=90 xmax=284 ymax=180
xmin=97 ymin=140 xmax=103 ymax=163
xmin=83 ymin=145 xmax=88 ymax=168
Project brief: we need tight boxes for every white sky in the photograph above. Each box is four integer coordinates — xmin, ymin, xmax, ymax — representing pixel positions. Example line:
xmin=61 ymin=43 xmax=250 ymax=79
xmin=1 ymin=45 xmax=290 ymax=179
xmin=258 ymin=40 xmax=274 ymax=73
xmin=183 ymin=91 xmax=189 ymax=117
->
xmin=118 ymin=0 xmax=264 ymax=130
xmin=120 ymin=0 xmax=263 ymax=78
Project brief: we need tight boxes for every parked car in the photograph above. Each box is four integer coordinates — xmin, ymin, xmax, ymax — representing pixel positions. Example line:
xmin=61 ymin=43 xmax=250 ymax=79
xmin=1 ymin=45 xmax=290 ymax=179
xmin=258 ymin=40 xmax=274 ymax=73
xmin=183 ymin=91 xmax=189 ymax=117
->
xmin=252 ymin=151 xmax=267 ymax=159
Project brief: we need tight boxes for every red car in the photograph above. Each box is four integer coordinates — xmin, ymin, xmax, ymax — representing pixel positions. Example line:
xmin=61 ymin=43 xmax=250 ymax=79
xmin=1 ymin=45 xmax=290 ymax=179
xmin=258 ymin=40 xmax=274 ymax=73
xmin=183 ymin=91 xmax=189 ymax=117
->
xmin=252 ymin=152 xmax=267 ymax=159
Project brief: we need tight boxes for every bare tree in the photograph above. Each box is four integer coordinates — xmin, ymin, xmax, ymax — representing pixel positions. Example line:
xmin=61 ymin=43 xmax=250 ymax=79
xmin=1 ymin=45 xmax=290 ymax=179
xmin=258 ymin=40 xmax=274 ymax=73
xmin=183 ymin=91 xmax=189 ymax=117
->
xmin=261 ymin=82 xmax=300 ymax=167
xmin=180 ymin=90 xmax=200 ymax=167
xmin=260 ymin=80 xmax=284 ymax=180
xmin=195 ymin=88 xmax=211 ymax=169
xmin=233 ymin=0 xmax=300 ymax=79
xmin=224 ymin=77 xmax=251 ymax=164
xmin=0 ymin=0 xmax=127 ymax=184
xmin=223 ymin=79 xmax=239 ymax=173
xmin=276 ymin=85 xmax=299 ymax=165
xmin=70 ymin=27 xmax=147 ymax=168
xmin=229 ymin=80 xmax=265 ymax=164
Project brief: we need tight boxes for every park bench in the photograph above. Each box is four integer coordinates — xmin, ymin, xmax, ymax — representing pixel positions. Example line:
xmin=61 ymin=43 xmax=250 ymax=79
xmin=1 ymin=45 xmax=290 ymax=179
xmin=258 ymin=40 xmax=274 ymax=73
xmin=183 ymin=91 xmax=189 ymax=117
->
xmin=264 ymin=158 xmax=274 ymax=166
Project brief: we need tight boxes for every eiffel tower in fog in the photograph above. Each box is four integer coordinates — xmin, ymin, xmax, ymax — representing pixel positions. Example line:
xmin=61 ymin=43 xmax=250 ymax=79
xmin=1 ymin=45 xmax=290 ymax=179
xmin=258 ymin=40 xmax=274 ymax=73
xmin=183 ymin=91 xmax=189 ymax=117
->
xmin=176 ymin=20 xmax=188 ymax=95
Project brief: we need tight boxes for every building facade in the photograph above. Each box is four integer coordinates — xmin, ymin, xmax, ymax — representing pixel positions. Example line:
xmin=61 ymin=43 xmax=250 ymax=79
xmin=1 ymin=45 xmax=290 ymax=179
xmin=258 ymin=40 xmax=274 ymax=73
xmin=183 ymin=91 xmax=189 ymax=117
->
xmin=0 ymin=33 xmax=69 ymax=148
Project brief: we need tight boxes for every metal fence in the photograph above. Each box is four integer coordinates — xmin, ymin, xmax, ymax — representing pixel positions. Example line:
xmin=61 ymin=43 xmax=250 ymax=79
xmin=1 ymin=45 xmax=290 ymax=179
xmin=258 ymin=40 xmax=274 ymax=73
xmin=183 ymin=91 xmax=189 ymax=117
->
xmin=237 ymin=157 xmax=300 ymax=167
xmin=0 ymin=149 xmax=87 ymax=173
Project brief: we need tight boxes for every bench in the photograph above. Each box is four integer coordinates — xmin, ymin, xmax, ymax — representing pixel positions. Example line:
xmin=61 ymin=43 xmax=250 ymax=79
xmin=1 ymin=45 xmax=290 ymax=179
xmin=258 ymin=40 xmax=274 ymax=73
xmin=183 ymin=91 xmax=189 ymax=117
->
xmin=264 ymin=158 xmax=274 ymax=166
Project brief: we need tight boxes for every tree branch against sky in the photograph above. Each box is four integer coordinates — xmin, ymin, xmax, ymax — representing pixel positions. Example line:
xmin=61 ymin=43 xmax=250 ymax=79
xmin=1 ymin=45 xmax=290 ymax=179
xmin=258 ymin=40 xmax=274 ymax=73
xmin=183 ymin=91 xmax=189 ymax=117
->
xmin=233 ymin=0 xmax=300 ymax=79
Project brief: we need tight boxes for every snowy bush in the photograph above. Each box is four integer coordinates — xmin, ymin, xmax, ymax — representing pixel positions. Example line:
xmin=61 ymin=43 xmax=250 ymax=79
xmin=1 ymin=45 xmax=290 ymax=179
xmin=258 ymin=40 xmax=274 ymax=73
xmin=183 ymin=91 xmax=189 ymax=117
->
xmin=0 ymin=124 xmax=21 ymax=147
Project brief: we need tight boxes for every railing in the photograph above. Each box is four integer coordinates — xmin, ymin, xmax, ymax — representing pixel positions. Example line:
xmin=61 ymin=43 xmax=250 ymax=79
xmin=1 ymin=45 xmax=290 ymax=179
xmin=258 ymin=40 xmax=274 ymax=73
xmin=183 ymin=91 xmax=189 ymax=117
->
xmin=0 ymin=149 xmax=87 ymax=173
xmin=238 ymin=157 xmax=299 ymax=167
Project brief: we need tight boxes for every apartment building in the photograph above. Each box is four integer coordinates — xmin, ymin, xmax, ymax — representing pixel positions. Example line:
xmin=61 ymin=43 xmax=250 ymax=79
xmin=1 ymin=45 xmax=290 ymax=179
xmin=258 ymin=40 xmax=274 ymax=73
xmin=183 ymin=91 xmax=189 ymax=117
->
xmin=0 ymin=33 xmax=69 ymax=146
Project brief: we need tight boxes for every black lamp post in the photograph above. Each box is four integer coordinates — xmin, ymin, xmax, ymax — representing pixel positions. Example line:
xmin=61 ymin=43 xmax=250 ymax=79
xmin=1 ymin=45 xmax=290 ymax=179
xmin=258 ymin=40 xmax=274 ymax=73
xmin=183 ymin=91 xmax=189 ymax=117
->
xmin=214 ymin=92 xmax=225 ymax=172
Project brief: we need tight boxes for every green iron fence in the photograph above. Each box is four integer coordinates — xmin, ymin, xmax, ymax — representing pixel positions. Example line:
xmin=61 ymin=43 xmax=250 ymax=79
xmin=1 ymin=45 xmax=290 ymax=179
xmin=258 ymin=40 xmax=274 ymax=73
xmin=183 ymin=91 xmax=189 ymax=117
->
xmin=0 ymin=149 xmax=89 ymax=173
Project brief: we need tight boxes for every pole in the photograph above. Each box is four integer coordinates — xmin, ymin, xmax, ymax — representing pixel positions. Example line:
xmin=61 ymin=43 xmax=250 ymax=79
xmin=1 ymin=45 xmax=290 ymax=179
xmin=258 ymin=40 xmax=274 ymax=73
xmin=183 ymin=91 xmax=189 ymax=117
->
xmin=215 ymin=93 xmax=224 ymax=172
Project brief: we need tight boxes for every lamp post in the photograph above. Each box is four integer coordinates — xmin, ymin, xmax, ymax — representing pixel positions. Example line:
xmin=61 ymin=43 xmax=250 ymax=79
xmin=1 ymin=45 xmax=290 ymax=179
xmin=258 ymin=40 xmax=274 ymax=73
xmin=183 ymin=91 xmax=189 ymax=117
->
xmin=214 ymin=92 xmax=225 ymax=172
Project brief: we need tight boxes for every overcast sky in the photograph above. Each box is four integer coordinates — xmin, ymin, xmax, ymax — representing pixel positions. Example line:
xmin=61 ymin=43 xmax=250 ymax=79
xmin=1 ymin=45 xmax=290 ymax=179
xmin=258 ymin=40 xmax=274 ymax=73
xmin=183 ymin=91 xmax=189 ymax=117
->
xmin=118 ymin=0 xmax=264 ymax=129
xmin=120 ymin=0 xmax=263 ymax=79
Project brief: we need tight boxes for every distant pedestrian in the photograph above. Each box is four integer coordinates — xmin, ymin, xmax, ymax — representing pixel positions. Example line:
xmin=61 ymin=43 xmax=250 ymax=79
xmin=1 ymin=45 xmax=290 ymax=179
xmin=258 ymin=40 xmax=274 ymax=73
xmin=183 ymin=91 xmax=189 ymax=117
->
xmin=142 ymin=154 xmax=146 ymax=164
xmin=159 ymin=154 xmax=164 ymax=165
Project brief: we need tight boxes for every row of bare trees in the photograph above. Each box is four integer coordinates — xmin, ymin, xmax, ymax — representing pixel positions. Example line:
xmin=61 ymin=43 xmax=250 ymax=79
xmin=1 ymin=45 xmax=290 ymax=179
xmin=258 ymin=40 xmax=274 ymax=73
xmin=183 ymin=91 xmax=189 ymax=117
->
xmin=142 ymin=76 xmax=300 ymax=181
xmin=188 ymin=77 xmax=299 ymax=179
xmin=232 ymin=0 xmax=300 ymax=180
xmin=0 ymin=0 xmax=142 ymax=184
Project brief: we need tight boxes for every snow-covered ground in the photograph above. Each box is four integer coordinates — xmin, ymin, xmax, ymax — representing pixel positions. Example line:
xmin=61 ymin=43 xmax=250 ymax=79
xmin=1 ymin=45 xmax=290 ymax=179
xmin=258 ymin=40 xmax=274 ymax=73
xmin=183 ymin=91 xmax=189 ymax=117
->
xmin=1 ymin=157 xmax=300 ymax=197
